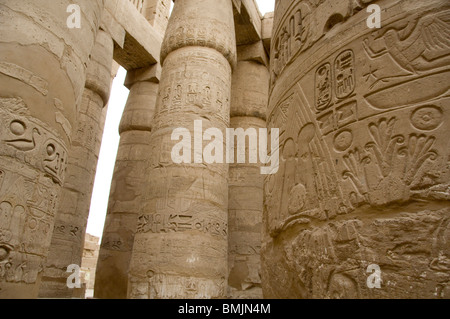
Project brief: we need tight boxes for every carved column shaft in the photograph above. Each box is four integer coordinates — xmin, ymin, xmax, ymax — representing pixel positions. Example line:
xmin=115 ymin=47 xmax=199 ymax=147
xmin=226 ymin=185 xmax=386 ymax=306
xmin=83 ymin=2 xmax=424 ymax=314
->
xmin=228 ymin=60 xmax=269 ymax=298
xmin=0 ymin=0 xmax=104 ymax=298
xmin=127 ymin=0 xmax=236 ymax=299
xmin=95 ymin=67 xmax=160 ymax=299
xmin=95 ymin=0 xmax=171 ymax=300
xmin=38 ymin=29 xmax=114 ymax=298
xmin=263 ymin=0 xmax=450 ymax=299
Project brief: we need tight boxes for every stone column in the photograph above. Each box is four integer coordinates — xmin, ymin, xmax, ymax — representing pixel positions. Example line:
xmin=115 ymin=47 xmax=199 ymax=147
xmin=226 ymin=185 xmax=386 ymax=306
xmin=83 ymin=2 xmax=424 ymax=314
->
xmin=228 ymin=59 xmax=269 ymax=299
xmin=0 ymin=0 xmax=104 ymax=298
xmin=127 ymin=0 xmax=236 ymax=299
xmin=95 ymin=65 xmax=161 ymax=299
xmin=263 ymin=0 xmax=450 ymax=299
xmin=94 ymin=0 xmax=171 ymax=300
xmin=80 ymin=234 xmax=101 ymax=297
xmin=38 ymin=29 xmax=114 ymax=299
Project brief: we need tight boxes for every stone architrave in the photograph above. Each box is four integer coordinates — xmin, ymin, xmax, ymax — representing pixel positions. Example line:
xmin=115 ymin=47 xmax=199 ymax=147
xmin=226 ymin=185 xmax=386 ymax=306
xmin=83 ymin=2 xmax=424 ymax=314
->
xmin=263 ymin=0 xmax=450 ymax=299
xmin=0 ymin=0 xmax=104 ymax=299
xmin=38 ymin=29 xmax=114 ymax=299
xmin=142 ymin=0 xmax=172 ymax=37
xmin=228 ymin=60 xmax=269 ymax=299
xmin=127 ymin=0 xmax=237 ymax=299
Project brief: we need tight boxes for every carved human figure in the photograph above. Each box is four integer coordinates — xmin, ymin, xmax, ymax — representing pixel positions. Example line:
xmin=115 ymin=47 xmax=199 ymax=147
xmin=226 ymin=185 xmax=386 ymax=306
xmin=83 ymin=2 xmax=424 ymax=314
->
xmin=263 ymin=0 xmax=450 ymax=299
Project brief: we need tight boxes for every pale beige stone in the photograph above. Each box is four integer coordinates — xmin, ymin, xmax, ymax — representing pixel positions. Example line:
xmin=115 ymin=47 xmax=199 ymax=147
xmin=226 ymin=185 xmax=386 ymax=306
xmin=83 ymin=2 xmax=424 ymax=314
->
xmin=160 ymin=0 xmax=237 ymax=68
xmin=233 ymin=0 xmax=263 ymax=46
xmin=237 ymin=41 xmax=269 ymax=68
xmin=0 ymin=0 xmax=104 ymax=299
xmin=142 ymin=0 xmax=171 ymax=36
xmin=231 ymin=60 xmax=269 ymax=119
xmin=38 ymin=29 xmax=114 ymax=299
xmin=261 ymin=12 xmax=273 ymax=55
xmin=1 ymin=0 xmax=448 ymax=300
xmin=80 ymin=234 xmax=100 ymax=298
xmin=106 ymin=0 xmax=163 ymax=69
xmin=228 ymin=116 xmax=266 ymax=299
xmin=262 ymin=0 xmax=450 ymax=299
xmin=94 ymin=0 xmax=171 ymax=299
xmin=127 ymin=0 xmax=237 ymax=299
xmin=95 ymin=81 xmax=158 ymax=299
xmin=227 ymin=58 xmax=269 ymax=299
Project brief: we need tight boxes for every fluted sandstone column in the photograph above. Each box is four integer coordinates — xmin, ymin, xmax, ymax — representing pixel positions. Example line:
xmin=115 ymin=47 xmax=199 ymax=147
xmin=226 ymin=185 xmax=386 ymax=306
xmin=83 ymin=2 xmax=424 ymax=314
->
xmin=263 ymin=0 xmax=450 ymax=298
xmin=127 ymin=0 xmax=236 ymax=299
xmin=0 ymin=0 xmax=104 ymax=298
xmin=38 ymin=29 xmax=114 ymax=298
xmin=228 ymin=61 xmax=269 ymax=298
xmin=95 ymin=66 xmax=160 ymax=299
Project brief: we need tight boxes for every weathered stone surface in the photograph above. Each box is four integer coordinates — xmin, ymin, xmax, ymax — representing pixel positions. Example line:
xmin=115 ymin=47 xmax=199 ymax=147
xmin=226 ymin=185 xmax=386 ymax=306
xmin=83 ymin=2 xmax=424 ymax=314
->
xmin=105 ymin=0 xmax=163 ymax=69
xmin=120 ymin=69 xmax=160 ymax=133
xmin=128 ymin=46 xmax=232 ymax=299
xmin=81 ymin=234 xmax=100 ymax=298
xmin=2 ymin=0 xmax=448 ymax=300
xmin=261 ymin=12 xmax=273 ymax=55
xmin=0 ymin=0 xmax=104 ymax=299
xmin=94 ymin=0 xmax=171 ymax=300
xmin=237 ymin=41 xmax=269 ymax=68
xmin=95 ymin=83 xmax=158 ymax=299
xmin=160 ymin=0 xmax=237 ymax=67
xmin=228 ymin=58 xmax=269 ymax=299
xmin=228 ymin=116 xmax=266 ymax=299
xmin=233 ymin=0 xmax=263 ymax=46
xmin=142 ymin=0 xmax=171 ymax=37
xmin=127 ymin=0 xmax=236 ymax=299
xmin=262 ymin=0 xmax=450 ymax=299
xmin=38 ymin=29 xmax=114 ymax=299
xmin=231 ymin=60 xmax=269 ymax=119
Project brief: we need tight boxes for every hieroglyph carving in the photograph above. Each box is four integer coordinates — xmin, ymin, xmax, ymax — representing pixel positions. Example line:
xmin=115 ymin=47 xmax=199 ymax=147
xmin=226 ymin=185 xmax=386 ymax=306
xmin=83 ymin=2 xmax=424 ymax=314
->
xmin=0 ymin=168 xmax=58 ymax=284
xmin=271 ymin=0 xmax=377 ymax=85
xmin=1 ymin=98 xmax=68 ymax=185
xmin=342 ymin=116 xmax=440 ymax=207
xmin=0 ymin=97 xmax=64 ymax=284
xmin=263 ymin=0 xmax=449 ymax=299
xmin=266 ymin=3 xmax=450 ymax=237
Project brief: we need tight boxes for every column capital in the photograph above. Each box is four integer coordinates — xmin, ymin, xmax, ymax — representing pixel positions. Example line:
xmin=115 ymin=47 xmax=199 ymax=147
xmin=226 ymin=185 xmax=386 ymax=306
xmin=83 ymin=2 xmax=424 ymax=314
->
xmin=160 ymin=0 xmax=237 ymax=68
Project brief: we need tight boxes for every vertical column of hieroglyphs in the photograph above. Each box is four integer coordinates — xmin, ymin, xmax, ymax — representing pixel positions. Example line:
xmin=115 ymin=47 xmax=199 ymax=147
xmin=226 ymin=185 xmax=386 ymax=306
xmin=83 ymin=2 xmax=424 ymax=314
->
xmin=228 ymin=57 xmax=269 ymax=298
xmin=127 ymin=0 xmax=237 ymax=298
xmin=0 ymin=0 xmax=104 ymax=298
xmin=263 ymin=0 xmax=450 ymax=298
xmin=39 ymin=29 xmax=114 ymax=298
xmin=94 ymin=0 xmax=171 ymax=300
